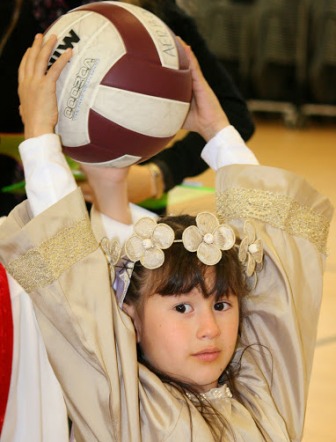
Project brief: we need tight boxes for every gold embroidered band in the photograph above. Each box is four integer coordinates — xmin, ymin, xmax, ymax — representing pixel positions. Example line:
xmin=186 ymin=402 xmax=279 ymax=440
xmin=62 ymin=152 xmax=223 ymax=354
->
xmin=7 ymin=218 xmax=98 ymax=293
xmin=217 ymin=188 xmax=330 ymax=254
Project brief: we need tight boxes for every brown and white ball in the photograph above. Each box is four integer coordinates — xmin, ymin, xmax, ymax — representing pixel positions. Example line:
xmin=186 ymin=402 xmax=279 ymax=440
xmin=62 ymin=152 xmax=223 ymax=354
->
xmin=44 ymin=1 xmax=192 ymax=167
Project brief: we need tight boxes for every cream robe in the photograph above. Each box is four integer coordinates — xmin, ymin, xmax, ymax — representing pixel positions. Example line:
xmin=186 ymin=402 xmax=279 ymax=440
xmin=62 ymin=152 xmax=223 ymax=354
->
xmin=0 ymin=164 xmax=333 ymax=441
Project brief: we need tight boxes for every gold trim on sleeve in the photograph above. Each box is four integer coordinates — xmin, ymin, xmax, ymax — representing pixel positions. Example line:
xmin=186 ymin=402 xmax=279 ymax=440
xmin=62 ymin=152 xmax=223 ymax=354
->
xmin=7 ymin=218 xmax=98 ymax=293
xmin=217 ymin=188 xmax=330 ymax=254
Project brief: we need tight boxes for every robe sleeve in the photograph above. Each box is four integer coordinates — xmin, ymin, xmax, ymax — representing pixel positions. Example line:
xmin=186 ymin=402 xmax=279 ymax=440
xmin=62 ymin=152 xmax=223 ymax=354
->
xmin=0 ymin=189 xmax=141 ymax=441
xmin=216 ymin=164 xmax=333 ymax=441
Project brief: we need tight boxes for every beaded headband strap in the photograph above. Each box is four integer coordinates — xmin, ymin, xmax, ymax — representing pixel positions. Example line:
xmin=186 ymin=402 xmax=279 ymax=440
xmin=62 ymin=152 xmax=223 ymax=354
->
xmin=100 ymin=212 xmax=263 ymax=307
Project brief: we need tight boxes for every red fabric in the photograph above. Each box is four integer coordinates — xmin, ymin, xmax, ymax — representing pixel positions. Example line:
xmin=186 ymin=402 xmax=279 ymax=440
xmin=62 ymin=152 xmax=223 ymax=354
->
xmin=0 ymin=263 xmax=13 ymax=435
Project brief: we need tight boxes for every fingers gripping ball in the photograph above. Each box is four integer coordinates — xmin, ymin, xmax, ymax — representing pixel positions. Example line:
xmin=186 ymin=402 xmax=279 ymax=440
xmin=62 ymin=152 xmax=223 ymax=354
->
xmin=45 ymin=2 xmax=192 ymax=167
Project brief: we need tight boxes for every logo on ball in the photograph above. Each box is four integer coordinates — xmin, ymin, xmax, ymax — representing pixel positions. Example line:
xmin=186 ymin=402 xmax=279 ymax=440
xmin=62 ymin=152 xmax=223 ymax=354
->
xmin=64 ymin=58 xmax=98 ymax=121
xmin=48 ymin=30 xmax=80 ymax=69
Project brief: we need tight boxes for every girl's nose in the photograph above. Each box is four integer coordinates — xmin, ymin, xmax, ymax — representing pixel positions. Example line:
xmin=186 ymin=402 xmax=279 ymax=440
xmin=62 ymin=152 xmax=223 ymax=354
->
xmin=196 ymin=309 xmax=221 ymax=340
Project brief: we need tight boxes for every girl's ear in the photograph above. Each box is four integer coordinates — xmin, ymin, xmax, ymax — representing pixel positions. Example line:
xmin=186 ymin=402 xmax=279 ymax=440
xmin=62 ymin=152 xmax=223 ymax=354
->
xmin=122 ymin=303 xmax=142 ymax=343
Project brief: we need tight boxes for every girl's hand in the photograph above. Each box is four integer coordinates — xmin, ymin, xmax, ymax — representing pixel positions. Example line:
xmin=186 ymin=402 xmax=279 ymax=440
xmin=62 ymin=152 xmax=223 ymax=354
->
xmin=182 ymin=43 xmax=230 ymax=141
xmin=18 ymin=33 xmax=72 ymax=139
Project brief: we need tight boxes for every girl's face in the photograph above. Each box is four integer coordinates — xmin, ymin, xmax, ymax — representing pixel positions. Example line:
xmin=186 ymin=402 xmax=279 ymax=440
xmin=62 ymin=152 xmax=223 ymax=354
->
xmin=126 ymin=285 xmax=240 ymax=392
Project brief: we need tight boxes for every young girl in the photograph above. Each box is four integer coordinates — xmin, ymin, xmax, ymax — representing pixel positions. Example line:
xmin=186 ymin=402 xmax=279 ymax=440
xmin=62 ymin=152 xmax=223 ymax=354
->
xmin=0 ymin=34 xmax=333 ymax=441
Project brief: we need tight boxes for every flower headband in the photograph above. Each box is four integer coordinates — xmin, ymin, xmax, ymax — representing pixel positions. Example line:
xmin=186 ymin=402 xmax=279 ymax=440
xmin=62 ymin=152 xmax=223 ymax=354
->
xmin=100 ymin=212 xmax=263 ymax=307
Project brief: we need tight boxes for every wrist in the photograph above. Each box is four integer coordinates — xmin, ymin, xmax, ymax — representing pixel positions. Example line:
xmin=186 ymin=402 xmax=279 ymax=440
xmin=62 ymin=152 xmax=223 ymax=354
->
xmin=24 ymin=126 xmax=55 ymax=139
xmin=201 ymin=118 xmax=230 ymax=142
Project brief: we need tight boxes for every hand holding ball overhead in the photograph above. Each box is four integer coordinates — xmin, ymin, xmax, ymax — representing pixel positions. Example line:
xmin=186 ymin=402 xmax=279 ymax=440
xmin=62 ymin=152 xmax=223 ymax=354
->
xmin=43 ymin=1 xmax=192 ymax=167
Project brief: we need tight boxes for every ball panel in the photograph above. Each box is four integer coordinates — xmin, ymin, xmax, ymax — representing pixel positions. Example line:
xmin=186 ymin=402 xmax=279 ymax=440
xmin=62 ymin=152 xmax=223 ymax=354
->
xmin=75 ymin=2 xmax=160 ymax=65
xmin=113 ymin=2 xmax=181 ymax=70
xmin=101 ymin=55 xmax=192 ymax=102
xmin=93 ymin=85 xmax=190 ymax=137
xmin=62 ymin=109 xmax=173 ymax=165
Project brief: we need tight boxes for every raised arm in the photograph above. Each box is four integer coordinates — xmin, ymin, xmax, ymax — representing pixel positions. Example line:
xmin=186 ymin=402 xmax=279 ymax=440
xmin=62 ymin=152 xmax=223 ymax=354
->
xmin=190 ymin=45 xmax=332 ymax=438
xmin=18 ymin=34 xmax=76 ymax=216
xmin=18 ymin=34 xmax=132 ymax=225
xmin=185 ymin=44 xmax=333 ymax=439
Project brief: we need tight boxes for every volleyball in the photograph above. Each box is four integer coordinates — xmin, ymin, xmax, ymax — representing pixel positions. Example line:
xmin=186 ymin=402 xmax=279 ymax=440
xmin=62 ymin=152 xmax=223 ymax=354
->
xmin=44 ymin=1 xmax=192 ymax=167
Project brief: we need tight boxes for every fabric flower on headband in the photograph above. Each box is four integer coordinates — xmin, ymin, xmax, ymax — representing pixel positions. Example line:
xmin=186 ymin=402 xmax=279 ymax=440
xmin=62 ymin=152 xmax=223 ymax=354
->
xmin=238 ymin=220 xmax=263 ymax=278
xmin=182 ymin=212 xmax=236 ymax=265
xmin=125 ymin=217 xmax=175 ymax=269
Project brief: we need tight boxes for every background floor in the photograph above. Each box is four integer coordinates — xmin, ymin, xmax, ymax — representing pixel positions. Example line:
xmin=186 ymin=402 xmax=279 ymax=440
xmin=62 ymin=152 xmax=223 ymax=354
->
xmin=168 ymin=117 xmax=336 ymax=441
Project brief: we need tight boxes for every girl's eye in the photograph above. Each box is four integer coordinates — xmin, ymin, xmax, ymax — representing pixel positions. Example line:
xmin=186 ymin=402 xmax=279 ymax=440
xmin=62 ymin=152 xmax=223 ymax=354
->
xmin=175 ymin=304 xmax=192 ymax=314
xmin=214 ymin=301 xmax=230 ymax=311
